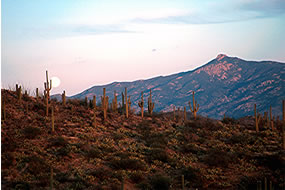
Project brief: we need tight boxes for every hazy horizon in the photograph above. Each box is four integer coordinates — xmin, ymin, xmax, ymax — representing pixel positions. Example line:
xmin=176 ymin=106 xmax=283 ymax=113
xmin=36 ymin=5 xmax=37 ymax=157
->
xmin=2 ymin=0 xmax=285 ymax=96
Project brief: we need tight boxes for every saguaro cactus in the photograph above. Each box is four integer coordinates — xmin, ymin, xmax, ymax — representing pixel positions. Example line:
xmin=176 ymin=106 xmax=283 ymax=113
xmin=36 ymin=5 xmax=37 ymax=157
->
xmin=138 ymin=92 xmax=144 ymax=118
xmin=44 ymin=70 xmax=52 ymax=100
xmin=85 ymin=97 xmax=88 ymax=108
xmin=101 ymin=88 xmax=109 ymax=120
xmin=148 ymin=89 xmax=155 ymax=116
xmin=254 ymin=104 xmax=261 ymax=132
xmin=189 ymin=91 xmax=199 ymax=120
xmin=125 ymin=87 xmax=128 ymax=118
xmin=44 ymin=71 xmax=52 ymax=116
xmin=16 ymin=85 xmax=22 ymax=101
xmin=36 ymin=88 xmax=39 ymax=99
xmin=128 ymin=96 xmax=131 ymax=111
xmin=121 ymin=92 xmax=125 ymax=110
xmin=62 ymin=91 xmax=66 ymax=106
xmin=93 ymin=96 xmax=97 ymax=110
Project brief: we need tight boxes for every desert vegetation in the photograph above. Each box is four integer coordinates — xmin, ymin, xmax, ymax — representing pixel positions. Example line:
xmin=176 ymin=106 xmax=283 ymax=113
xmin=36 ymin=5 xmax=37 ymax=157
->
xmin=1 ymin=73 xmax=285 ymax=189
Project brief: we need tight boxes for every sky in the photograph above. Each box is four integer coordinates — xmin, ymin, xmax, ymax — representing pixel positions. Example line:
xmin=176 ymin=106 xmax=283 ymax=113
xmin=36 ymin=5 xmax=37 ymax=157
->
xmin=2 ymin=0 xmax=285 ymax=96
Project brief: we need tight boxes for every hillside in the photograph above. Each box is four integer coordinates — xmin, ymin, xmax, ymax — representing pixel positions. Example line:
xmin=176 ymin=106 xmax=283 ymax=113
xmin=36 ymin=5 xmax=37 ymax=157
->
xmin=63 ymin=54 xmax=285 ymax=119
xmin=2 ymin=89 xmax=285 ymax=189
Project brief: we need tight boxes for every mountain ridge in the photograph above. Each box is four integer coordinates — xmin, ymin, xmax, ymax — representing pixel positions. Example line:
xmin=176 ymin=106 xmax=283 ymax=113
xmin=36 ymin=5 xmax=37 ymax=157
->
xmin=52 ymin=54 xmax=285 ymax=118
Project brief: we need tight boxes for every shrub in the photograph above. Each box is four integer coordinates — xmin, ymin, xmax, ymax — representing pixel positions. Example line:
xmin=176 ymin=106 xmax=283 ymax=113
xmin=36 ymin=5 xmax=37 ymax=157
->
xmin=222 ymin=117 xmax=237 ymax=124
xmin=203 ymin=148 xmax=235 ymax=167
xmin=85 ymin=147 xmax=101 ymax=159
xmin=48 ymin=136 xmax=70 ymax=157
xmin=130 ymin=171 xmax=145 ymax=183
xmin=48 ymin=136 xmax=69 ymax=147
xmin=181 ymin=166 xmax=203 ymax=187
xmin=21 ymin=156 xmax=49 ymax=176
xmin=150 ymin=174 xmax=171 ymax=190
xmin=22 ymin=126 xmax=41 ymax=139
xmin=227 ymin=133 xmax=255 ymax=145
xmin=88 ymin=167 xmax=112 ymax=181
xmin=145 ymin=132 xmax=168 ymax=148
xmin=147 ymin=148 xmax=168 ymax=163
xmin=109 ymin=157 xmax=146 ymax=170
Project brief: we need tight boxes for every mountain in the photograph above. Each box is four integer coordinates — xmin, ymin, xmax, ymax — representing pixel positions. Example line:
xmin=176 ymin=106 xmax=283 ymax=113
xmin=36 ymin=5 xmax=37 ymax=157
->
xmin=59 ymin=54 xmax=285 ymax=119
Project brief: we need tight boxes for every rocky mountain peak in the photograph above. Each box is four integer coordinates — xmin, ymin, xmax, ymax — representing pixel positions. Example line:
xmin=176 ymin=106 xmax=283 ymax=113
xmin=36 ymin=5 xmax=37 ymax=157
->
xmin=216 ymin=54 xmax=228 ymax=61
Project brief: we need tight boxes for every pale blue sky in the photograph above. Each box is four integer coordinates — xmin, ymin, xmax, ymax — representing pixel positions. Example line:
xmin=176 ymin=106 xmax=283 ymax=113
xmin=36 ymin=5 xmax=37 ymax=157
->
xmin=2 ymin=0 xmax=285 ymax=95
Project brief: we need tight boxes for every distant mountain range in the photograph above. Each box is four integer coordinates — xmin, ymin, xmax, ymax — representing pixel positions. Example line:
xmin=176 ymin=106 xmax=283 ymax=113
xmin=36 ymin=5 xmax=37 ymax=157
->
xmin=52 ymin=54 xmax=285 ymax=119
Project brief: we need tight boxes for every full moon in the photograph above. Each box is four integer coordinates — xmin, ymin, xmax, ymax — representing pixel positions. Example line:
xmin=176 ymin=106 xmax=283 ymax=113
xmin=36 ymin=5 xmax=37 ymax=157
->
xmin=51 ymin=76 xmax=61 ymax=88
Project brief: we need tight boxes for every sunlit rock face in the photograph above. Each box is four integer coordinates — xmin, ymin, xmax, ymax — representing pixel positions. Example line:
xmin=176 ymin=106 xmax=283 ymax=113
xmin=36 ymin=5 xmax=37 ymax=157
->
xmin=55 ymin=54 xmax=285 ymax=119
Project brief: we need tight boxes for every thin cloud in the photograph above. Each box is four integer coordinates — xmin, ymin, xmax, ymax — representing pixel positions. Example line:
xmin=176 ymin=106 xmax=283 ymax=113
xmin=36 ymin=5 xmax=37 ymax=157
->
xmin=19 ymin=24 xmax=136 ymax=40
xmin=131 ymin=1 xmax=285 ymax=25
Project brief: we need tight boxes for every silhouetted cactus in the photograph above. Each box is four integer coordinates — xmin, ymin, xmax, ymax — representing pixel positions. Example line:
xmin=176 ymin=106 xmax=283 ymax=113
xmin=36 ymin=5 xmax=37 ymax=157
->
xmin=44 ymin=70 xmax=52 ymax=100
xmin=62 ymin=91 xmax=66 ymax=106
xmin=148 ymin=89 xmax=154 ymax=116
xmin=93 ymin=96 xmax=96 ymax=110
xmin=36 ymin=88 xmax=39 ymax=99
xmin=101 ymin=88 xmax=109 ymax=120
xmin=85 ymin=97 xmax=88 ymax=107
xmin=44 ymin=71 xmax=52 ymax=116
xmin=16 ymin=84 xmax=22 ymax=101
xmin=138 ymin=92 xmax=144 ymax=118
xmin=125 ymin=87 xmax=128 ymax=118
xmin=189 ymin=91 xmax=199 ymax=120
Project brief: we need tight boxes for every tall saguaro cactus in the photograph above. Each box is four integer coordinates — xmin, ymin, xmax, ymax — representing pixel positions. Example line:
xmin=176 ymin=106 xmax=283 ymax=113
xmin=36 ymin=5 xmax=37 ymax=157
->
xmin=16 ymin=84 xmax=22 ymax=101
xmin=254 ymin=104 xmax=261 ymax=132
xmin=189 ymin=91 xmax=199 ymax=120
xmin=36 ymin=88 xmax=39 ymax=99
xmin=138 ymin=92 xmax=144 ymax=118
xmin=44 ymin=71 xmax=52 ymax=116
xmin=101 ymin=88 xmax=109 ymax=120
xmin=93 ymin=96 xmax=97 ymax=110
xmin=62 ymin=91 xmax=66 ymax=106
xmin=44 ymin=70 xmax=52 ymax=100
xmin=148 ymin=89 xmax=155 ymax=116
xmin=125 ymin=87 xmax=128 ymax=118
